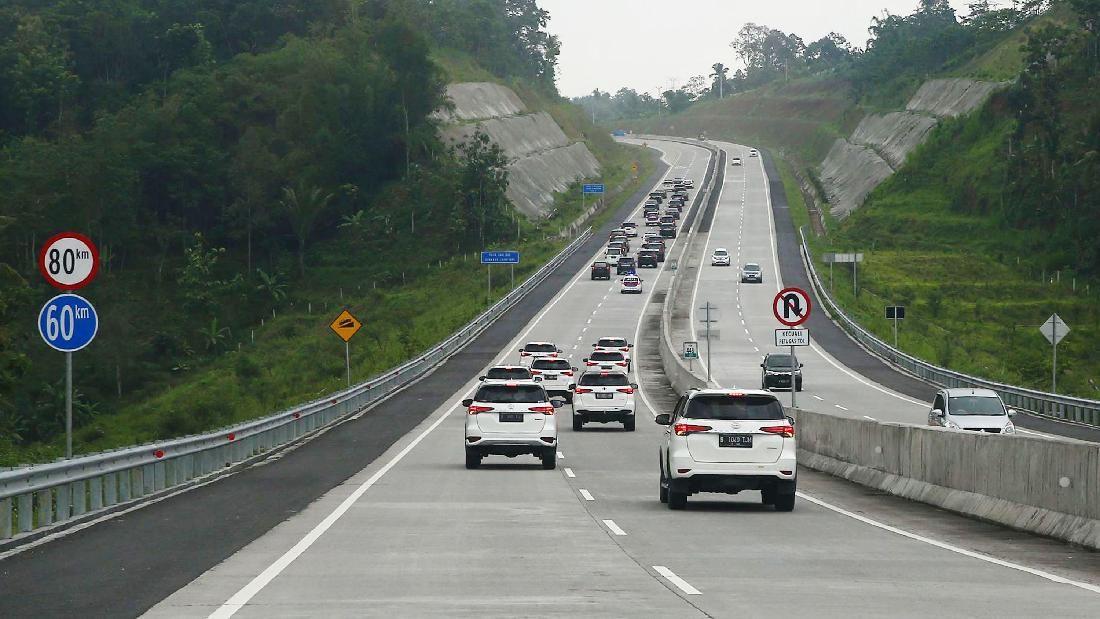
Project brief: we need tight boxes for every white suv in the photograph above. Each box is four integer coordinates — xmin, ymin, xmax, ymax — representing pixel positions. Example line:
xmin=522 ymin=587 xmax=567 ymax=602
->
xmin=518 ymin=341 xmax=562 ymax=367
xmin=583 ymin=350 xmax=629 ymax=371
xmin=592 ymin=337 xmax=633 ymax=370
xmin=530 ymin=358 xmax=577 ymax=402
xmin=656 ymin=389 xmax=796 ymax=511
xmin=570 ymin=370 xmax=638 ymax=431
xmin=463 ymin=381 xmax=564 ymax=469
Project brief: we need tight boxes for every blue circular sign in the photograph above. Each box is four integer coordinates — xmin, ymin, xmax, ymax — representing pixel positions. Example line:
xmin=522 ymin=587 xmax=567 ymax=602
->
xmin=38 ymin=294 xmax=98 ymax=352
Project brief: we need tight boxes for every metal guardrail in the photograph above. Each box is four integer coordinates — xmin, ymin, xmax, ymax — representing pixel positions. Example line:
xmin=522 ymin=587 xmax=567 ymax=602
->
xmin=0 ymin=228 xmax=594 ymax=541
xmin=798 ymin=226 xmax=1100 ymax=427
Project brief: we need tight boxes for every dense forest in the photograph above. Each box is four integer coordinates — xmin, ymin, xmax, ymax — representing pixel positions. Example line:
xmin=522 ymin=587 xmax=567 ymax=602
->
xmin=0 ymin=1 xmax=562 ymax=451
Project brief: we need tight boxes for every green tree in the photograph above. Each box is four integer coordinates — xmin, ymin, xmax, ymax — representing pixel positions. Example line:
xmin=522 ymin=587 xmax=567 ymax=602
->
xmin=280 ymin=184 xmax=334 ymax=278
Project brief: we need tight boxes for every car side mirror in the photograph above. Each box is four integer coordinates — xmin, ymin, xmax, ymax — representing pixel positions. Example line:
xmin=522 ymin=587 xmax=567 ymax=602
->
xmin=572 ymin=367 xmax=579 ymax=372
xmin=517 ymin=348 xmax=524 ymax=353
xmin=760 ymin=363 xmax=765 ymax=368
xmin=631 ymin=383 xmax=639 ymax=390
xmin=461 ymin=399 xmax=473 ymax=407
xmin=551 ymin=398 xmax=566 ymax=408
xmin=557 ymin=348 xmax=563 ymax=354
xmin=628 ymin=344 xmax=634 ymax=348
xmin=568 ymin=383 xmax=577 ymax=391
xmin=1007 ymin=408 xmax=1017 ymax=417
xmin=478 ymin=376 xmax=487 ymax=381
xmin=800 ymin=363 xmax=804 ymax=368
xmin=932 ymin=409 xmax=944 ymax=417
xmin=582 ymin=358 xmax=589 ymax=363
xmin=655 ymin=413 xmax=672 ymax=425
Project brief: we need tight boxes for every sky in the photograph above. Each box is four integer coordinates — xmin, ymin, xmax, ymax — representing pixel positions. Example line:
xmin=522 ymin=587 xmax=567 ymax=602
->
xmin=539 ymin=0 xmax=986 ymax=97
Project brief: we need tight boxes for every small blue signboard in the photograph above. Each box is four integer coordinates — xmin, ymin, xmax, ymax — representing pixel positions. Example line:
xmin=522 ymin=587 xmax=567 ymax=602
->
xmin=38 ymin=293 xmax=98 ymax=352
xmin=582 ymin=184 xmax=605 ymax=195
xmin=481 ymin=251 xmax=521 ymax=264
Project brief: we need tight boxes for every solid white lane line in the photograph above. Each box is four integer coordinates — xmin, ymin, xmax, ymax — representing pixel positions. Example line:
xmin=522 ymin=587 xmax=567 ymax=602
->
xmin=603 ymin=519 xmax=627 ymax=536
xmin=813 ymin=395 xmax=825 ymax=401
xmin=835 ymin=405 xmax=849 ymax=411
xmin=564 ymin=467 xmax=576 ymax=478
xmin=579 ymin=488 xmax=595 ymax=501
xmin=209 ymin=404 xmax=456 ymax=618
xmin=653 ymin=566 xmax=702 ymax=595
xmin=796 ymin=492 xmax=1100 ymax=595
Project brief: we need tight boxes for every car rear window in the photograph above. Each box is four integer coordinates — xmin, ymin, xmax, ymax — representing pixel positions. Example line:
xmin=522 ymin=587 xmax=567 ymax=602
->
xmin=765 ymin=355 xmax=798 ymax=369
xmin=714 ymin=250 xmax=728 ymax=256
xmin=475 ymin=385 xmax=547 ymax=403
xmin=485 ymin=367 xmax=531 ymax=380
xmin=578 ymin=373 xmax=629 ymax=386
xmin=532 ymin=359 xmax=570 ymax=370
xmin=597 ymin=338 xmax=627 ymax=347
xmin=524 ymin=343 xmax=557 ymax=353
xmin=590 ymin=351 xmax=624 ymax=361
xmin=592 ymin=262 xmax=608 ymax=268
xmin=745 ymin=263 xmax=760 ymax=270
xmin=684 ymin=395 xmax=784 ymax=420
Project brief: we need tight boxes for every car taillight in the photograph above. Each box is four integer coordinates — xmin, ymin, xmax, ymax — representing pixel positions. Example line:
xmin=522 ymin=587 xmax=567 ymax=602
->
xmin=550 ymin=352 xmax=558 ymax=358
xmin=674 ymin=423 xmax=712 ymax=436
xmin=468 ymin=405 xmax=494 ymax=415
xmin=563 ymin=370 xmax=573 ymax=376
xmin=761 ymin=424 xmax=795 ymax=438
xmin=529 ymin=405 xmax=555 ymax=414
xmin=530 ymin=370 xmax=542 ymax=374
xmin=520 ymin=351 xmax=529 ymax=356
xmin=574 ymin=387 xmax=593 ymax=394
xmin=586 ymin=361 xmax=597 ymax=366
xmin=621 ymin=347 xmax=629 ymax=352
xmin=617 ymin=387 xmax=634 ymax=394
xmin=616 ymin=362 xmax=627 ymax=367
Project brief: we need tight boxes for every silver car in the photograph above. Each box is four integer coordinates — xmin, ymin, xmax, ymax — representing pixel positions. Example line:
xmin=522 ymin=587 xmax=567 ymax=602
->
xmin=928 ymin=388 xmax=1016 ymax=434
xmin=741 ymin=263 xmax=762 ymax=283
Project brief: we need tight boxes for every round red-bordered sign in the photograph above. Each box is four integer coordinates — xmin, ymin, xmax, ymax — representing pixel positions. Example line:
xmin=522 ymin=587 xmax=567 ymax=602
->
xmin=773 ymin=287 xmax=811 ymax=327
xmin=38 ymin=232 xmax=99 ymax=290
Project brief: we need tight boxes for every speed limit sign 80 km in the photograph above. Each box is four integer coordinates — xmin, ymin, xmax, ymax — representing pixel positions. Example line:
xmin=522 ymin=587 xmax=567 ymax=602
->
xmin=38 ymin=232 xmax=99 ymax=290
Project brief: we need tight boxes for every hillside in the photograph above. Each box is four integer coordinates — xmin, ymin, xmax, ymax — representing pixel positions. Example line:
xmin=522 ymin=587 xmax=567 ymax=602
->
xmin=620 ymin=1 xmax=1100 ymax=399
xmin=0 ymin=1 xmax=648 ymax=464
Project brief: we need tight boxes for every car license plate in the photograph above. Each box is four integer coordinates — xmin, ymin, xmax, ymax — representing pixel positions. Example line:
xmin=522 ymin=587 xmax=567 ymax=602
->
xmin=595 ymin=392 xmax=613 ymax=400
xmin=544 ymin=373 xmax=557 ymax=379
xmin=719 ymin=434 xmax=752 ymax=448
xmin=499 ymin=413 xmax=524 ymax=423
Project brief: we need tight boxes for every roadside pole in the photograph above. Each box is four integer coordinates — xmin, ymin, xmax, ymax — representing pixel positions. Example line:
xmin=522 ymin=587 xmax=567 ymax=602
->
xmin=790 ymin=345 xmax=796 ymax=409
xmin=345 ymin=341 xmax=351 ymax=386
xmin=329 ymin=309 xmax=363 ymax=387
xmin=65 ymin=352 xmax=73 ymax=458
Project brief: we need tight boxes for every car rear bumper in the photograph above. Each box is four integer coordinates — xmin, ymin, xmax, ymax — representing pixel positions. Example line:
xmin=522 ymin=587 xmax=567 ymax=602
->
xmin=575 ymin=410 xmax=634 ymax=422
xmin=467 ymin=435 xmax=556 ymax=456
xmin=669 ymin=473 xmax=796 ymax=495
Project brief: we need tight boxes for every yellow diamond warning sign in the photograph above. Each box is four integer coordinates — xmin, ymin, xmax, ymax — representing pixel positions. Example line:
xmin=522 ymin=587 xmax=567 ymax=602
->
xmin=329 ymin=309 xmax=362 ymax=342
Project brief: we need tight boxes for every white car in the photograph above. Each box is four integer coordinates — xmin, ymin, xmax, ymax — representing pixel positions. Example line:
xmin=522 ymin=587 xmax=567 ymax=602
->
xmin=656 ymin=389 xmax=796 ymax=511
xmin=606 ymin=247 xmax=625 ymax=261
xmin=463 ymin=381 xmax=563 ymax=469
xmin=480 ymin=365 xmax=535 ymax=382
xmin=711 ymin=248 xmax=731 ymax=266
xmin=749 ymin=149 xmax=759 ymax=157
xmin=518 ymin=341 xmax=562 ymax=367
xmin=570 ymin=370 xmax=638 ymax=431
xmin=530 ymin=357 xmax=577 ymax=402
xmin=741 ymin=263 xmax=762 ymax=283
xmin=583 ymin=350 xmax=629 ymax=372
xmin=928 ymin=388 xmax=1016 ymax=434
xmin=730 ymin=157 xmax=743 ymax=166
xmin=683 ymin=179 xmax=694 ymax=188
xmin=621 ymin=222 xmax=639 ymax=237
xmin=592 ymin=336 xmax=633 ymax=370
xmin=620 ymin=275 xmax=643 ymax=294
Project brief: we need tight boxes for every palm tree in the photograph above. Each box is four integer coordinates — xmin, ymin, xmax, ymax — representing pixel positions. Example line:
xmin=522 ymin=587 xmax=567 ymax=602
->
xmin=255 ymin=269 xmax=287 ymax=302
xmin=711 ymin=63 xmax=730 ymax=99
xmin=197 ymin=318 xmax=231 ymax=352
xmin=280 ymin=184 xmax=334 ymax=278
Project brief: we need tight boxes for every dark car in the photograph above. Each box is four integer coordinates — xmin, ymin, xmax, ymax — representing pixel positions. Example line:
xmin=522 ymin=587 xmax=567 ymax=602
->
xmin=659 ymin=223 xmax=677 ymax=239
xmin=591 ymin=261 xmax=611 ymax=280
xmin=659 ymin=215 xmax=676 ymax=225
xmin=617 ymin=256 xmax=637 ymax=275
xmin=644 ymin=199 xmax=660 ymax=209
xmin=665 ymin=209 xmax=680 ymax=221
xmin=761 ymin=353 xmax=803 ymax=391
xmin=647 ymin=192 xmax=665 ymax=203
xmin=637 ymin=250 xmax=659 ymax=268
xmin=641 ymin=242 xmax=666 ymax=262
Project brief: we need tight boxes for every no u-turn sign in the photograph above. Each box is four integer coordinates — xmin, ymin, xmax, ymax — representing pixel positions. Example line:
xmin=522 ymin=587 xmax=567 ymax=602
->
xmin=773 ymin=288 xmax=811 ymax=327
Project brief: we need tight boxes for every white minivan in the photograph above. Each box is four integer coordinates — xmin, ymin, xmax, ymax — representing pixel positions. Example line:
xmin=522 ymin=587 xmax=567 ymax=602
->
xmin=928 ymin=388 xmax=1016 ymax=434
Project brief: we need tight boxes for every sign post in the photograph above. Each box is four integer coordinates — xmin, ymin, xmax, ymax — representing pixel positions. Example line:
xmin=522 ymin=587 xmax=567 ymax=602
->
xmin=698 ymin=302 xmax=718 ymax=384
xmin=480 ymin=251 xmax=521 ymax=304
xmin=773 ymin=288 xmax=812 ymax=409
xmin=1040 ymin=314 xmax=1070 ymax=394
xmin=823 ymin=253 xmax=863 ymax=296
xmin=683 ymin=340 xmax=699 ymax=371
xmin=582 ymin=183 xmax=604 ymax=215
xmin=38 ymin=232 xmax=100 ymax=459
xmin=329 ymin=309 xmax=363 ymax=386
xmin=885 ymin=305 xmax=906 ymax=349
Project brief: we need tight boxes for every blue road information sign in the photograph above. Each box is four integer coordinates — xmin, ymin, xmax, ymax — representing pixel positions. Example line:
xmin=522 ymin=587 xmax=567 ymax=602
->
xmin=582 ymin=183 xmax=605 ymax=194
xmin=38 ymin=294 xmax=99 ymax=352
xmin=480 ymin=251 xmax=521 ymax=264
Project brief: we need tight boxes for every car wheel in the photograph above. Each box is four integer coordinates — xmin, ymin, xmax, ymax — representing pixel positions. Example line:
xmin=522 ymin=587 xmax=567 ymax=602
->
xmin=667 ymin=488 xmax=688 ymax=510
xmin=573 ymin=414 xmax=583 ymax=431
xmin=541 ymin=448 xmax=557 ymax=470
xmin=773 ymin=493 xmax=795 ymax=512
xmin=624 ymin=417 xmax=636 ymax=431
xmin=659 ymin=470 xmax=669 ymax=503
xmin=796 ymin=382 xmax=803 ymax=392
xmin=760 ymin=489 xmax=774 ymax=505
xmin=465 ymin=449 xmax=481 ymax=470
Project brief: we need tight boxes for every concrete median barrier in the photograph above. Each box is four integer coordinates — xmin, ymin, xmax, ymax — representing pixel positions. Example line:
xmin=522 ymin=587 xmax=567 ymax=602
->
xmin=792 ymin=408 xmax=1100 ymax=549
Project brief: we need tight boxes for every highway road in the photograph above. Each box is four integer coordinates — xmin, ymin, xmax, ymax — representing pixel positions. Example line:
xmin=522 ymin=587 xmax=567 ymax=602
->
xmin=132 ymin=140 xmax=1100 ymax=618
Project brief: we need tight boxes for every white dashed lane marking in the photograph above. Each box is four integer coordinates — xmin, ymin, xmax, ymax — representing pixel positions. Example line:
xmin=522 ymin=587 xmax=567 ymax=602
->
xmin=564 ymin=467 xmax=576 ymax=478
xmin=579 ymin=489 xmax=595 ymax=501
xmin=653 ymin=566 xmax=702 ymax=595
xmin=603 ymin=519 xmax=627 ymax=536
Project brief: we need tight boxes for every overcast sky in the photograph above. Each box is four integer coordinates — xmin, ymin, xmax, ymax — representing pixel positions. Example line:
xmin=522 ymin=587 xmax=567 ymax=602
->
xmin=539 ymin=0 xmax=986 ymax=97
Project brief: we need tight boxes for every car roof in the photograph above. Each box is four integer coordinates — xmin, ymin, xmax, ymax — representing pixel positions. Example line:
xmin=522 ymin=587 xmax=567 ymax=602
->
xmin=687 ymin=388 xmax=776 ymax=399
xmin=524 ymin=341 xmax=555 ymax=346
xmin=476 ymin=379 xmax=543 ymax=388
xmin=597 ymin=336 xmax=628 ymax=341
xmin=744 ymin=263 xmax=761 ymax=269
xmin=487 ymin=365 xmax=527 ymax=370
xmin=943 ymin=388 xmax=1000 ymax=398
xmin=581 ymin=368 xmax=628 ymax=377
xmin=714 ymin=247 xmax=728 ymax=252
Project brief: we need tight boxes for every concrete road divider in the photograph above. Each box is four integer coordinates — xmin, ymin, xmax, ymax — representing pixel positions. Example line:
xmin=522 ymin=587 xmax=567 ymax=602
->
xmin=791 ymin=408 xmax=1100 ymax=549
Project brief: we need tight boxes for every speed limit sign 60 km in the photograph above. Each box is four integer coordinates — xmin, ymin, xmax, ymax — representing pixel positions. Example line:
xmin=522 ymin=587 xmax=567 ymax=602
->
xmin=38 ymin=294 xmax=99 ymax=352
xmin=39 ymin=232 xmax=99 ymax=290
